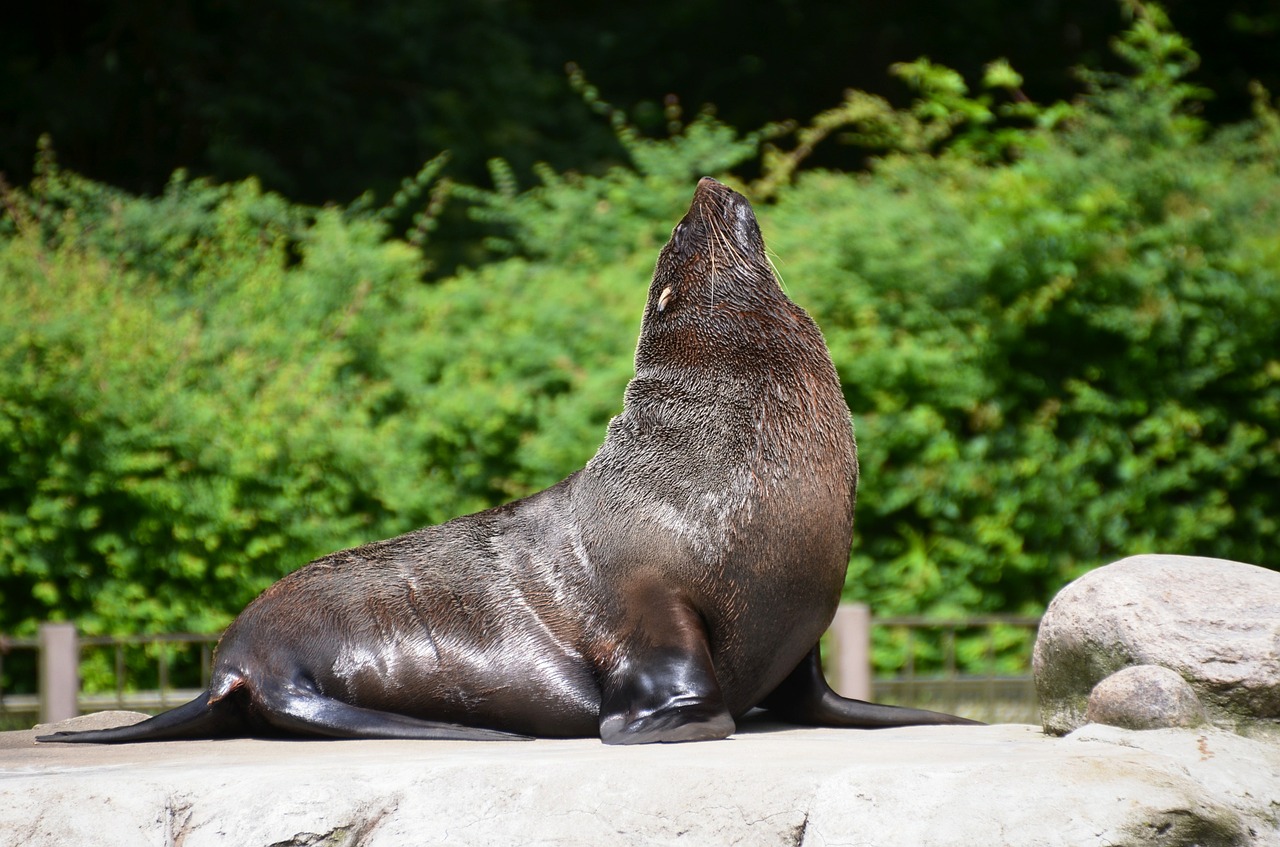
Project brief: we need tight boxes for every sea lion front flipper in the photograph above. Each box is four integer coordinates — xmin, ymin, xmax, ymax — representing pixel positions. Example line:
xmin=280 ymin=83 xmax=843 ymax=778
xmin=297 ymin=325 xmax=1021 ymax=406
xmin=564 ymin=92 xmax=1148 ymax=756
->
xmin=597 ymin=590 xmax=735 ymax=745
xmin=759 ymin=646 xmax=984 ymax=727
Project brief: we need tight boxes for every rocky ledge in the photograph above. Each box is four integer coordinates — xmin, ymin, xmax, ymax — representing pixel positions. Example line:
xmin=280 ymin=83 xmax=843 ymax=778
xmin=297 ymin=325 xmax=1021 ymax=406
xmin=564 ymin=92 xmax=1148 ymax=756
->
xmin=4 ymin=714 xmax=1278 ymax=846
xmin=6 ymin=553 xmax=1279 ymax=846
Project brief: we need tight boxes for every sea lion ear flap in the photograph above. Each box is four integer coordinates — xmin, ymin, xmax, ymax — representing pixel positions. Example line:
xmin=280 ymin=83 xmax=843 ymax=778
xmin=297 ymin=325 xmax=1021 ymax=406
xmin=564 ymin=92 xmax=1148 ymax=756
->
xmin=657 ymin=286 xmax=674 ymax=312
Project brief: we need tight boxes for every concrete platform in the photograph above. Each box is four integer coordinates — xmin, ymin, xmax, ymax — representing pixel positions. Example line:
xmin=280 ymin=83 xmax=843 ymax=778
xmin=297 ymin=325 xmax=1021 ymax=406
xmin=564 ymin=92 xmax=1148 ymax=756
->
xmin=3 ymin=715 xmax=1277 ymax=846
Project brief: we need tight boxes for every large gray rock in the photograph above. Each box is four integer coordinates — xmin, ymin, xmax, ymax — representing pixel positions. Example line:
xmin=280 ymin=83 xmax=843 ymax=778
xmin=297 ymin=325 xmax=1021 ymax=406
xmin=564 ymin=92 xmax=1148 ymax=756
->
xmin=1034 ymin=554 xmax=1280 ymax=737
xmin=3 ymin=720 xmax=1279 ymax=846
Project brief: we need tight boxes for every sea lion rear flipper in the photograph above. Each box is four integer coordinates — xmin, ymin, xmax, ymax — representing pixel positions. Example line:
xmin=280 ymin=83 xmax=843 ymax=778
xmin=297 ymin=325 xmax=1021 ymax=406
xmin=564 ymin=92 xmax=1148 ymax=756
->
xmin=36 ymin=691 xmax=239 ymax=743
xmin=597 ymin=591 xmax=735 ymax=745
xmin=250 ymin=677 xmax=530 ymax=741
xmin=760 ymin=646 xmax=984 ymax=727
xmin=38 ymin=678 xmax=529 ymax=744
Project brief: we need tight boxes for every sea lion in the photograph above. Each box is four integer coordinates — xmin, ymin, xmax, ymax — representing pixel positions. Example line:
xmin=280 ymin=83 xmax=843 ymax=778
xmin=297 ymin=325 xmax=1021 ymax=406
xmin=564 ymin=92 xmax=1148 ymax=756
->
xmin=37 ymin=177 xmax=976 ymax=745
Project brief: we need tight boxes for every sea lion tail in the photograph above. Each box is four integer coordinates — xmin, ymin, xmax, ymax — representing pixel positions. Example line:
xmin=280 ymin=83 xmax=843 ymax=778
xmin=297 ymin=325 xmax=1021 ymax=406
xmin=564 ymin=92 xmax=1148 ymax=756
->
xmin=797 ymin=697 xmax=985 ymax=728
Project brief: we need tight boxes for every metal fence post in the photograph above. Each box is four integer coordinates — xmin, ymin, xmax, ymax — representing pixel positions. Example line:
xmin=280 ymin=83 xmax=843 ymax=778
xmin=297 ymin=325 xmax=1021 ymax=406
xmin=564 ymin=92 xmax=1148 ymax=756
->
xmin=828 ymin=603 xmax=872 ymax=700
xmin=38 ymin=623 xmax=79 ymax=724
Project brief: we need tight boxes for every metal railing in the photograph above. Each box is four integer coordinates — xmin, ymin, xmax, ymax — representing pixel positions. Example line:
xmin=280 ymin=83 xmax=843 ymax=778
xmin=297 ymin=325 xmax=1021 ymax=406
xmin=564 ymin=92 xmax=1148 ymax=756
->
xmin=0 ymin=628 xmax=220 ymax=729
xmin=77 ymin=632 xmax=219 ymax=713
xmin=0 ymin=633 xmax=39 ymax=731
xmin=863 ymin=614 xmax=1042 ymax=724
xmin=1 ymin=607 xmax=1042 ymax=730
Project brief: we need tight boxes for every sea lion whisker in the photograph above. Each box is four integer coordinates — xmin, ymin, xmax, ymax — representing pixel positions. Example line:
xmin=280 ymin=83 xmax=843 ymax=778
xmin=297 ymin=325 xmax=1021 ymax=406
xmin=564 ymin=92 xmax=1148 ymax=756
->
xmin=765 ymin=249 xmax=788 ymax=293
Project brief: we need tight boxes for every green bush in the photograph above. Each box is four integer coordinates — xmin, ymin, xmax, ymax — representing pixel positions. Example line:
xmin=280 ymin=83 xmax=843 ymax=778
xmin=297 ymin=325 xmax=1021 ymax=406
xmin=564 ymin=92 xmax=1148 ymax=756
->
xmin=1 ymin=166 xmax=406 ymax=636
xmin=0 ymin=160 xmax=655 ymax=640
xmin=2 ymin=4 xmax=1276 ymax=683
xmin=773 ymin=6 xmax=1280 ymax=626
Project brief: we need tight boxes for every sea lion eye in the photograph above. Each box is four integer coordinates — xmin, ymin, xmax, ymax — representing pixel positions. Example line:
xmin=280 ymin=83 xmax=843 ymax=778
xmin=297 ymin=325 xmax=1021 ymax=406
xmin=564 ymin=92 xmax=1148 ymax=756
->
xmin=658 ymin=286 xmax=674 ymax=312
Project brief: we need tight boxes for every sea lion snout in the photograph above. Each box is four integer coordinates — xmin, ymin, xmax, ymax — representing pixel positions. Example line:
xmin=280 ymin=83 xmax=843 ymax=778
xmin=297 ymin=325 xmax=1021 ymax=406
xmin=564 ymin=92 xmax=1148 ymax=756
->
xmin=647 ymin=179 xmax=773 ymax=325
xmin=691 ymin=178 xmax=764 ymax=251
xmin=690 ymin=176 xmax=742 ymax=218
xmin=665 ymin=179 xmax=762 ymax=260
xmin=695 ymin=175 xmax=722 ymax=193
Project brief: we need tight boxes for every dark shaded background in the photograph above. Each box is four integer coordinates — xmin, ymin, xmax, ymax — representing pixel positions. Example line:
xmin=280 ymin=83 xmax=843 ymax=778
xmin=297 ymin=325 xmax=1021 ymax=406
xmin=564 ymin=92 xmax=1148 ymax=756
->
xmin=2 ymin=1 xmax=1277 ymax=204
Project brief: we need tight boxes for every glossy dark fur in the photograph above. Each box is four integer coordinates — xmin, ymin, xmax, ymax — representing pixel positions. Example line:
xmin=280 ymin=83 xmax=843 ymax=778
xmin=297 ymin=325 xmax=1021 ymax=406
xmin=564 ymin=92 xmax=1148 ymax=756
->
xmin=38 ymin=178 xmax=977 ymax=746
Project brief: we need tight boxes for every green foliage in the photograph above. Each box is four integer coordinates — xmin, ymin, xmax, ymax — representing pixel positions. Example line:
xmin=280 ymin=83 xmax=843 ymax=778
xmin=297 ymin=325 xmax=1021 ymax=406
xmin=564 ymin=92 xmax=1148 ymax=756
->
xmin=754 ymin=55 xmax=1076 ymax=199
xmin=2 ymin=4 xmax=1277 ymax=686
xmin=1 ymin=163 xmax=397 ymax=636
xmin=0 ymin=155 xmax=654 ymax=641
xmin=457 ymin=79 xmax=786 ymax=267
xmin=763 ymin=2 xmax=1280 ymax=625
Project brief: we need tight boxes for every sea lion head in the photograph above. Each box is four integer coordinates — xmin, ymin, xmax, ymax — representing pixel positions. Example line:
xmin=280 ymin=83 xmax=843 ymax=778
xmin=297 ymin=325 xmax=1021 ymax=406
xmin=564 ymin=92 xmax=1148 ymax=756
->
xmin=636 ymin=177 xmax=805 ymax=370
xmin=645 ymin=177 xmax=775 ymax=315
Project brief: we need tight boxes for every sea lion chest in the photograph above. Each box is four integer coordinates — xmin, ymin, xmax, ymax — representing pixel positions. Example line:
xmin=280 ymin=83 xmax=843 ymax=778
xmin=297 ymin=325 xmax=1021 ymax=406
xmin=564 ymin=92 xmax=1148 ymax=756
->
xmin=574 ymin=360 xmax=855 ymax=715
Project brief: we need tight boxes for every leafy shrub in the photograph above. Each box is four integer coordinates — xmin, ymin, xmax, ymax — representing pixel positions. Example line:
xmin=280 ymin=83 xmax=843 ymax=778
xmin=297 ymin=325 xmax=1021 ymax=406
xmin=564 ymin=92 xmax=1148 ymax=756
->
xmin=0 ymin=158 xmax=658 ymax=642
xmin=1 ymin=165 xmax=407 ymax=637
xmin=1 ymin=4 xmax=1276 ymax=685
xmin=771 ymin=5 xmax=1280 ymax=627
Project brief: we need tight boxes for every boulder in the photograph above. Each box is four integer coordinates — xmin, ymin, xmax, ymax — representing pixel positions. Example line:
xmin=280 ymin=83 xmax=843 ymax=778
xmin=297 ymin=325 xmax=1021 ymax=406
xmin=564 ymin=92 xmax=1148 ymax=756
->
xmin=1086 ymin=664 xmax=1208 ymax=730
xmin=1034 ymin=554 xmax=1280 ymax=736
